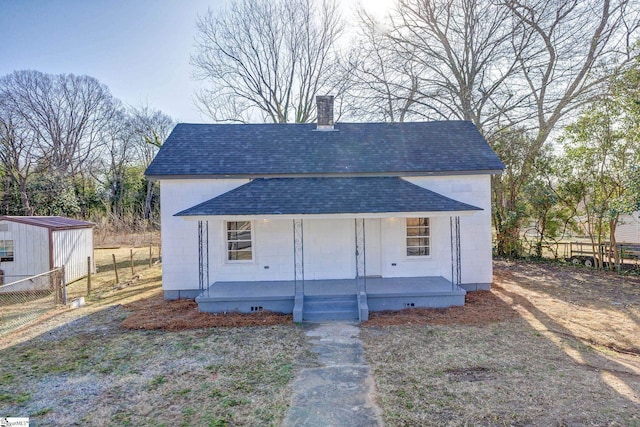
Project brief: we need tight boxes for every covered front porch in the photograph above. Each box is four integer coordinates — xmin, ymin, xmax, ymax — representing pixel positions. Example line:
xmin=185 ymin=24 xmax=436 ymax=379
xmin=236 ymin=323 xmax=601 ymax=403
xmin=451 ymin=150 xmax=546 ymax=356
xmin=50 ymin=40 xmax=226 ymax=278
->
xmin=196 ymin=276 xmax=466 ymax=322
xmin=177 ymin=177 xmax=481 ymax=322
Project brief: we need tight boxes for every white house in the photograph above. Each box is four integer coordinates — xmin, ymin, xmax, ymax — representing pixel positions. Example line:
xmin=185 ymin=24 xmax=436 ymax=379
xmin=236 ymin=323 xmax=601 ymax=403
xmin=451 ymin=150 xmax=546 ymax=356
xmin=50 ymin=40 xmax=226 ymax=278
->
xmin=615 ymin=212 xmax=640 ymax=243
xmin=145 ymin=96 xmax=504 ymax=321
xmin=0 ymin=216 xmax=94 ymax=286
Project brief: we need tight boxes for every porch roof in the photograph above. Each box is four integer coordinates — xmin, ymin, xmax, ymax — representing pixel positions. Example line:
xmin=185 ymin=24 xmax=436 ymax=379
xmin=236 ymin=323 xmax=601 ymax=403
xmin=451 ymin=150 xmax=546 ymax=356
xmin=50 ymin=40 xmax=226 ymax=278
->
xmin=176 ymin=177 xmax=482 ymax=218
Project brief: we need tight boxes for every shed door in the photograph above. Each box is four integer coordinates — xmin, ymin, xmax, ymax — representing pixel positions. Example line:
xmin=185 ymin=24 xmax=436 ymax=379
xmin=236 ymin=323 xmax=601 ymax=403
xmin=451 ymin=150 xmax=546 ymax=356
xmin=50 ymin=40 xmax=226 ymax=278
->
xmin=365 ymin=219 xmax=382 ymax=277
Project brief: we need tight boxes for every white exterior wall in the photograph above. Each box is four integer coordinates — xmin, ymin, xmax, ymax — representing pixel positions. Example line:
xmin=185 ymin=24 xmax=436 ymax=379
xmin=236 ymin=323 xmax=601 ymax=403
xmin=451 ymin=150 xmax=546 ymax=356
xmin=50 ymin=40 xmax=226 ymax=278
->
xmin=0 ymin=220 xmax=50 ymax=279
xmin=0 ymin=220 xmax=94 ymax=284
xmin=160 ymin=179 xmax=250 ymax=292
xmin=160 ymin=174 xmax=494 ymax=292
xmin=303 ymin=219 xmax=355 ymax=280
xmin=205 ymin=218 xmax=294 ymax=282
xmin=615 ymin=212 xmax=640 ymax=243
xmin=404 ymin=174 xmax=493 ymax=286
xmin=379 ymin=216 xmax=453 ymax=280
xmin=52 ymin=228 xmax=94 ymax=283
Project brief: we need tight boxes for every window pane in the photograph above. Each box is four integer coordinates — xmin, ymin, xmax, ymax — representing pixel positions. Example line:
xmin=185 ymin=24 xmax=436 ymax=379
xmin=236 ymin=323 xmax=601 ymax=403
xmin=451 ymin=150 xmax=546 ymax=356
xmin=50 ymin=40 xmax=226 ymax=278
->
xmin=226 ymin=222 xmax=252 ymax=261
xmin=228 ymin=250 xmax=252 ymax=261
xmin=0 ymin=240 xmax=13 ymax=261
xmin=407 ymin=247 xmax=420 ymax=256
xmin=407 ymin=226 xmax=428 ymax=236
xmin=237 ymin=240 xmax=252 ymax=250
xmin=407 ymin=237 xmax=427 ymax=247
xmin=406 ymin=218 xmax=420 ymax=226
xmin=407 ymin=246 xmax=430 ymax=257
xmin=237 ymin=230 xmax=251 ymax=241
xmin=406 ymin=218 xmax=430 ymax=257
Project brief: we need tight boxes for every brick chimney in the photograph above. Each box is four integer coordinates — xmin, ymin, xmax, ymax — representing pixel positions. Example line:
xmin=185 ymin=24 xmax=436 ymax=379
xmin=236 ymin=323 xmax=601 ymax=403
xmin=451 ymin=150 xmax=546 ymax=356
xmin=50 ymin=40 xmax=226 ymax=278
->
xmin=316 ymin=95 xmax=334 ymax=130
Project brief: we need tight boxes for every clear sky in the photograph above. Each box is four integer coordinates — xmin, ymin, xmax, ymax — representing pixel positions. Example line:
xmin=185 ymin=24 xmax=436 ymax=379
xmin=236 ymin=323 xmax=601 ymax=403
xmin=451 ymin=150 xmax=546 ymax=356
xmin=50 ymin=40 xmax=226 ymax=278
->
xmin=0 ymin=0 xmax=391 ymax=123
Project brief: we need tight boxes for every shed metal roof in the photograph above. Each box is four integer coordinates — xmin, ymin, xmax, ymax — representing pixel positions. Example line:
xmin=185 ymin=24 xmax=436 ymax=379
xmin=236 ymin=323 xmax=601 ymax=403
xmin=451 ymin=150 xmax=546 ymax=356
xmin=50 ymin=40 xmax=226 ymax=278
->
xmin=146 ymin=121 xmax=504 ymax=178
xmin=176 ymin=177 xmax=482 ymax=217
xmin=0 ymin=216 xmax=94 ymax=230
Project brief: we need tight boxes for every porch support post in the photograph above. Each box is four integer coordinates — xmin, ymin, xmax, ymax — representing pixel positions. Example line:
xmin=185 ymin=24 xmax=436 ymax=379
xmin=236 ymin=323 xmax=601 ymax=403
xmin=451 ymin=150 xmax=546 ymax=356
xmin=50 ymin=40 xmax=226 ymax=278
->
xmin=450 ymin=216 xmax=461 ymax=289
xmin=198 ymin=220 xmax=210 ymax=297
xmin=355 ymin=218 xmax=369 ymax=321
xmin=293 ymin=219 xmax=304 ymax=322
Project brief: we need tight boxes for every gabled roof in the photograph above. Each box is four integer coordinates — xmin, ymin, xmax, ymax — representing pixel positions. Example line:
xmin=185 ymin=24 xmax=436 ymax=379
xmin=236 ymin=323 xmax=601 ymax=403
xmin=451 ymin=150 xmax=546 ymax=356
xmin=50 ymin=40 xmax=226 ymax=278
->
xmin=146 ymin=121 xmax=504 ymax=178
xmin=176 ymin=177 xmax=482 ymax=217
xmin=0 ymin=216 xmax=94 ymax=230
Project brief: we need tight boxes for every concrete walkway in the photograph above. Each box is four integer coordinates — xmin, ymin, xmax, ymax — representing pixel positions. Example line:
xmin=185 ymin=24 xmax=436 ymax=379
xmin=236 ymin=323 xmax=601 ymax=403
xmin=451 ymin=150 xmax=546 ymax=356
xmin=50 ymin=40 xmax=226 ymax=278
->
xmin=283 ymin=322 xmax=383 ymax=427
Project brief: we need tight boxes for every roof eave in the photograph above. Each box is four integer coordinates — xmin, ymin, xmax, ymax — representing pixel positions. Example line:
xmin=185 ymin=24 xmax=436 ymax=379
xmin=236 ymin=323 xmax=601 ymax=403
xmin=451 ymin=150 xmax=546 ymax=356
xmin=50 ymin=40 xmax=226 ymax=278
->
xmin=0 ymin=216 xmax=95 ymax=230
xmin=177 ymin=210 xmax=481 ymax=221
xmin=146 ymin=169 xmax=504 ymax=181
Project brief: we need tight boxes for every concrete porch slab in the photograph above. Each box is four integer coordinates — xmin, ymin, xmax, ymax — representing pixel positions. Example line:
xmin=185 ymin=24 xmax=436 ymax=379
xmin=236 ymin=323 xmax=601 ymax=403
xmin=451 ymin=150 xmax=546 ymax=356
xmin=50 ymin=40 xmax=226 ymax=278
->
xmin=196 ymin=276 xmax=467 ymax=317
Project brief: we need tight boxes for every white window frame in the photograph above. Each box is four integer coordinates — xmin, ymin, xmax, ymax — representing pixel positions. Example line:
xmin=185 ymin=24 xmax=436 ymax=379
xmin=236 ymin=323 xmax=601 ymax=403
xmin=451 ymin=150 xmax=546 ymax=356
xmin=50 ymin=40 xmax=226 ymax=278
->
xmin=406 ymin=218 xmax=431 ymax=258
xmin=0 ymin=239 xmax=14 ymax=262
xmin=225 ymin=221 xmax=254 ymax=263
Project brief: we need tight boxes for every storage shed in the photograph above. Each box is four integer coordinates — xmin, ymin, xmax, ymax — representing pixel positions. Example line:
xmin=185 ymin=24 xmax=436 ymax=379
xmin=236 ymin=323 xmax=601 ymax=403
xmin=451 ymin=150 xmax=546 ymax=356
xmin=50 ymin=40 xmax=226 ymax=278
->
xmin=0 ymin=216 xmax=95 ymax=284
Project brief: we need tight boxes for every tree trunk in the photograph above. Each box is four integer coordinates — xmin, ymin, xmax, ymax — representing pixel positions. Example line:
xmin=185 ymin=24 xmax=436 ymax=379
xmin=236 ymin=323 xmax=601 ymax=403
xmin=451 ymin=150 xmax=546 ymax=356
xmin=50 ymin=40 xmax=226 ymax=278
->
xmin=18 ymin=176 xmax=32 ymax=215
xmin=144 ymin=180 xmax=155 ymax=220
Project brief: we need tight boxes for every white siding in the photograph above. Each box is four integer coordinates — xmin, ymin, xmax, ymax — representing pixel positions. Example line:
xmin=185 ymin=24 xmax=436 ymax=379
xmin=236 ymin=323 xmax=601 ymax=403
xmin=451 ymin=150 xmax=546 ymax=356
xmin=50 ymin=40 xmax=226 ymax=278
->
xmin=403 ymin=175 xmax=494 ymax=286
xmin=0 ymin=220 xmax=50 ymax=279
xmin=206 ymin=218 xmax=295 ymax=282
xmin=160 ymin=174 xmax=495 ymax=291
xmin=380 ymin=215 xmax=452 ymax=279
xmin=160 ymin=179 xmax=250 ymax=291
xmin=615 ymin=212 xmax=640 ymax=243
xmin=52 ymin=228 xmax=94 ymax=283
xmin=303 ymin=219 xmax=355 ymax=280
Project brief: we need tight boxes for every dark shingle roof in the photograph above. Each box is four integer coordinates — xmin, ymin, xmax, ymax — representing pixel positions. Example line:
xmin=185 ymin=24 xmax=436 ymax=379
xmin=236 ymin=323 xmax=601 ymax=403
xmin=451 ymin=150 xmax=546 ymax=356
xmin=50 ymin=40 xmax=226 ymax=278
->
xmin=176 ymin=177 xmax=481 ymax=216
xmin=146 ymin=121 xmax=503 ymax=178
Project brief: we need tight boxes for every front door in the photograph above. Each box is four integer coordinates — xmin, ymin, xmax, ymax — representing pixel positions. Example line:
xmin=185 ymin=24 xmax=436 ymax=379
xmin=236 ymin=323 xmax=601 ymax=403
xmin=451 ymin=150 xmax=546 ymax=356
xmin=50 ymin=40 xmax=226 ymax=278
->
xmin=365 ymin=219 xmax=382 ymax=277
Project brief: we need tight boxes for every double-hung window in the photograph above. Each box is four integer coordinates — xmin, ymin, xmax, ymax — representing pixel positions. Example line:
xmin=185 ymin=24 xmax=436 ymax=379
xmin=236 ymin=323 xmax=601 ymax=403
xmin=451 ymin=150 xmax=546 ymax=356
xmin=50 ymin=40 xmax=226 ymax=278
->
xmin=406 ymin=218 xmax=430 ymax=257
xmin=0 ymin=240 xmax=14 ymax=262
xmin=226 ymin=221 xmax=253 ymax=261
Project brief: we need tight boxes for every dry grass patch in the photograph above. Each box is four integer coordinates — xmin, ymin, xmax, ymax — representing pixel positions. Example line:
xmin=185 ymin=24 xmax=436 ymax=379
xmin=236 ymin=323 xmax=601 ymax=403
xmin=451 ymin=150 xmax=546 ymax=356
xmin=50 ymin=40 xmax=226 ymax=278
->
xmin=0 ymin=306 xmax=309 ymax=426
xmin=0 ymin=244 xmax=310 ymax=426
xmin=363 ymin=260 xmax=640 ymax=426
xmin=65 ymin=246 xmax=161 ymax=303
xmin=363 ymin=321 xmax=639 ymax=426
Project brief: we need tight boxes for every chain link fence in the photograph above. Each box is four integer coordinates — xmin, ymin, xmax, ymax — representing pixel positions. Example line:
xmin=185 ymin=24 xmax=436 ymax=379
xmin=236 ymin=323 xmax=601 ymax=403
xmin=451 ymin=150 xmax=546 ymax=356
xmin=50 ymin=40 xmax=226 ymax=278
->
xmin=0 ymin=267 xmax=66 ymax=337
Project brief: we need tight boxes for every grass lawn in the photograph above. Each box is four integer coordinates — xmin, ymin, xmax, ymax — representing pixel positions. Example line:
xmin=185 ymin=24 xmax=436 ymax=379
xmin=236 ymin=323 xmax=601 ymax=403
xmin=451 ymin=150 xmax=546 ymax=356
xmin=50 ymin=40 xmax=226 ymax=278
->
xmin=0 ymin=248 xmax=312 ymax=426
xmin=362 ymin=259 xmax=640 ymax=426
xmin=1 ymin=250 xmax=639 ymax=426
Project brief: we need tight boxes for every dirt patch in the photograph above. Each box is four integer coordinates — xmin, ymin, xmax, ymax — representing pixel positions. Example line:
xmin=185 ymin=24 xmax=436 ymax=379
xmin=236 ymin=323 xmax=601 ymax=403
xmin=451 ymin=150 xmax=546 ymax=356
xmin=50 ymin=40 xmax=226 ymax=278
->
xmin=121 ymin=292 xmax=292 ymax=330
xmin=494 ymin=259 xmax=640 ymax=356
xmin=444 ymin=366 xmax=494 ymax=382
xmin=363 ymin=289 xmax=519 ymax=327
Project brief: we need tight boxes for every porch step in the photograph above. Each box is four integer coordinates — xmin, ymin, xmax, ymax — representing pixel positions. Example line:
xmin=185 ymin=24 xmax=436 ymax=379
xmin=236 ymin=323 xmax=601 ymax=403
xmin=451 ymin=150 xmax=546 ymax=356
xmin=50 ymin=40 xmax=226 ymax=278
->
xmin=303 ymin=295 xmax=358 ymax=322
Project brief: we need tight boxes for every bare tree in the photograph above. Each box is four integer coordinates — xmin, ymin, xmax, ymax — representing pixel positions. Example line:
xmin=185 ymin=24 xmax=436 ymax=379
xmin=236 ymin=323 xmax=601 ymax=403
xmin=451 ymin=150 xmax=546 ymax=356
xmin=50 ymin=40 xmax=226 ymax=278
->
xmin=0 ymin=106 xmax=36 ymax=214
xmin=192 ymin=0 xmax=344 ymax=123
xmin=355 ymin=0 xmax=638 ymax=255
xmin=374 ymin=0 xmax=527 ymax=131
xmin=504 ymin=0 xmax=639 ymax=155
xmin=488 ymin=0 xmax=640 ymax=255
xmin=342 ymin=9 xmax=425 ymax=122
xmin=129 ymin=106 xmax=174 ymax=167
xmin=128 ymin=106 xmax=174 ymax=220
xmin=0 ymin=71 xmax=118 ymax=177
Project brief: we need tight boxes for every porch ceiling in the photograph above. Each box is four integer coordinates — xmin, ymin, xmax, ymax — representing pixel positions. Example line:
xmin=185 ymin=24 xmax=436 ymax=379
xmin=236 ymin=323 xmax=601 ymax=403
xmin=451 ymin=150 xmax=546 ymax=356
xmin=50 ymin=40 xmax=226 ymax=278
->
xmin=176 ymin=177 xmax=482 ymax=218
